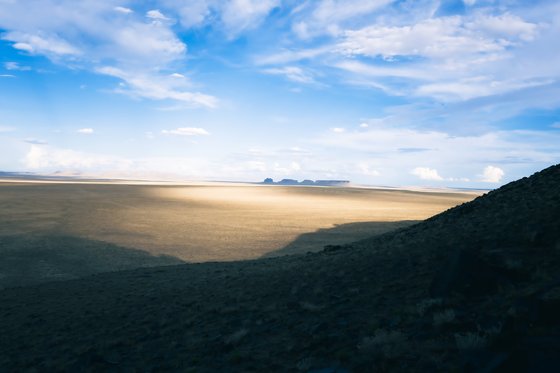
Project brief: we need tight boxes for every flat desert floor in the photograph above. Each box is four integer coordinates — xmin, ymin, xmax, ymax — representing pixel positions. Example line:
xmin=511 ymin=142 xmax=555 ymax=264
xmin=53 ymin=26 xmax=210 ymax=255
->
xmin=0 ymin=181 xmax=478 ymax=288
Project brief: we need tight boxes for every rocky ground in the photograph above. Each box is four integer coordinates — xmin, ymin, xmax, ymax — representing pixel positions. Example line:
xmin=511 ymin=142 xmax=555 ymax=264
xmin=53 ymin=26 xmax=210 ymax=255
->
xmin=1 ymin=164 xmax=559 ymax=372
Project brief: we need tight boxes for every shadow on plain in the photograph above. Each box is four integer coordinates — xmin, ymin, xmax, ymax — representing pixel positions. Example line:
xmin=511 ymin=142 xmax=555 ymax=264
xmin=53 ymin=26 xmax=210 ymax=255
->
xmin=0 ymin=234 xmax=184 ymax=289
xmin=262 ymin=220 xmax=419 ymax=258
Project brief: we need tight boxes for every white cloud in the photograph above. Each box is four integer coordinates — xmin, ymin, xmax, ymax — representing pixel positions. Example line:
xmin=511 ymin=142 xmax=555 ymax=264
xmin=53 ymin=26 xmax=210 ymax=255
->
xmin=359 ymin=123 xmax=369 ymax=128
xmin=24 ymin=144 xmax=121 ymax=170
xmin=290 ymin=0 xmax=392 ymax=40
xmin=220 ymin=0 xmax=280 ymax=36
xmin=0 ymin=1 xmax=217 ymax=108
xmin=77 ymin=128 xmax=94 ymax=134
xmin=164 ymin=0 xmax=210 ymax=28
xmin=12 ymin=42 xmax=33 ymax=52
xmin=165 ymin=0 xmax=279 ymax=37
xmin=357 ymin=163 xmax=380 ymax=176
xmin=480 ymin=165 xmax=504 ymax=183
xmin=336 ymin=60 xmax=433 ymax=80
xmin=255 ymin=46 xmax=332 ymax=66
xmin=4 ymin=62 xmax=31 ymax=71
xmin=256 ymin=3 xmax=556 ymax=103
xmin=312 ymin=0 xmax=391 ymax=25
xmin=162 ymin=127 xmax=210 ymax=136
xmin=261 ymin=66 xmax=315 ymax=84
xmin=338 ymin=17 xmax=507 ymax=60
xmin=332 ymin=127 xmax=346 ymax=133
xmin=109 ymin=23 xmax=186 ymax=62
xmin=313 ymin=124 xmax=560 ymax=185
xmin=97 ymin=66 xmax=218 ymax=108
xmin=292 ymin=22 xmax=310 ymax=39
xmin=416 ymin=76 xmax=553 ymax=102
xmin=22 ymin=144 xmax=212 ymax=180
xmin=146 ymin=9 xmax=169 ymax=21
xmin=4 ymin=31 xmax=81 ymax=56
xmin=411 ymin=167 xmax=444 ymax=181
xmin=467 ymin=13 xmax=537 ymax=42
xmin=0 ymin=74 xmax=16 ymax=78
xmin=114 ymin=6 xmax=133 ymax=14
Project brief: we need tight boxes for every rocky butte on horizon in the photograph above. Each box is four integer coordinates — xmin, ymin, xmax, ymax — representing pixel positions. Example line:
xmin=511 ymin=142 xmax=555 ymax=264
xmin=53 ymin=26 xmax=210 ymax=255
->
xmin=262 ymin=178 xmax=351 ymax=186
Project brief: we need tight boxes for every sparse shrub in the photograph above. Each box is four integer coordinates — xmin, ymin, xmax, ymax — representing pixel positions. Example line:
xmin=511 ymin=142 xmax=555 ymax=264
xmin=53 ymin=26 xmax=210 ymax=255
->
xmin=504 ymin=258 xmax=522 ymax=270
xmin=533 ymin=266 xmax=552 ymax=281
xmin=296 ymin=358 xmax=313 ymax=371
xmin=224 ymin=328 xmax=248 ymax=345
xmin=433 ymin=309 xmax=455 ymax=326
xmin=358 ymin=329 xmax=406 ymax=358
xmin=478 ymin=322 xmax=502 ymax=337
xmin=454 ymin=332 xmax=487 ymax=350
xmin=299 ymin=301 xmax=323 ymax=312
xmin=416 ymin=298 xmax=443 ymax=316
xmin=454 ymin=321 xmax=502 ymax=351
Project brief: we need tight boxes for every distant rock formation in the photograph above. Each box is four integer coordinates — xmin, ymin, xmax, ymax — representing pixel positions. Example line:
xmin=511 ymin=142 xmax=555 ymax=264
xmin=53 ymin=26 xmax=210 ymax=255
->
xmin=315 ymin=180 xmax=350 ymax=186
xmin=261 ymin=178 xmax=350 ymax=186
xmin=278 ymin=179 xmax=299 ymax=185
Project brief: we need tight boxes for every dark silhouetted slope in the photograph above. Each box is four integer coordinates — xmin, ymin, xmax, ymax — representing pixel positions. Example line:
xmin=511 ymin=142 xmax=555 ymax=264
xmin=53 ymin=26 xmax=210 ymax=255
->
xmin=1 ymin=165 xmax=559 ymax=372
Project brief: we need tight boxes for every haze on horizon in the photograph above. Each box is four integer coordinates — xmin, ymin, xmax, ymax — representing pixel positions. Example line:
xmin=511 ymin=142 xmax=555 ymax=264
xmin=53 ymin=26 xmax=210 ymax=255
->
xmin=1 ymin=0 xmax=559 ymax=188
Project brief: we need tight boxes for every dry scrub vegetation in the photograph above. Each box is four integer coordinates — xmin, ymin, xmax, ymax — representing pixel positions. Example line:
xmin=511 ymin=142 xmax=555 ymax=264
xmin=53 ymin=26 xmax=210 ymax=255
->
xmin=4 ymin=166 xmax=558 ymax=372
xmin=0 ymin=182 xmax=475 ymax=287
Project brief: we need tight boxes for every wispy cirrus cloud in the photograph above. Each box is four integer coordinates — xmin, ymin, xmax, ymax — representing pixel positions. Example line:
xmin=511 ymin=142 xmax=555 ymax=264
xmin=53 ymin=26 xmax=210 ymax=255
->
xmin=146 ymin=9 xmax=170 ymax=21
xmin=163 ymin=0 xmax=279 ymax=36
xmin=291 ymin=0 xmax=393 ymax=40
xmin=114 ymin=6 xmax=133 ymax=14
xmin=0 ymin=0 xmax=217 ymax=108
xmin=4 ymin=61 xmax=31 ymax=71
xmin=261 ymin=66 xmax=317 ymax=84
xmin=98 ymin=66 xmax=218 ymax=108
xmin=162 ymin=127 xmax=210 ymax=136
xmin=256 ymin=0 xmax=560 ymax=104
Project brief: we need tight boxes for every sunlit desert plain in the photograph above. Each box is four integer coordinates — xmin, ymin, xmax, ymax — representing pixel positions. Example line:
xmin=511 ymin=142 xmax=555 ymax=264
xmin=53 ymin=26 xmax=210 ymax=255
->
xmin=0 ymin=180 xmax=477 ymax=288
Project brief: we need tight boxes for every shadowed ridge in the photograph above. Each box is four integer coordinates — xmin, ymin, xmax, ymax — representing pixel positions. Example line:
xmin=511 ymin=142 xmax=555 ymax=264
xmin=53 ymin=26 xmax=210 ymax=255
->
xmin=344 ymin=163 xmax=560 ymax=253
xmin=263 ymin=220 xmax=419 ymax=258
xmin=336 ymin=163 xmax=560 ymax=371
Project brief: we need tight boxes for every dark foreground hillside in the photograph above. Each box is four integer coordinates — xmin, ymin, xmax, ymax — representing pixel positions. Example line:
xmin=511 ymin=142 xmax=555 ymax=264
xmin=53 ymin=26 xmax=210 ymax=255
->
xmin=1 ymin=165 xmax=559 ymax=372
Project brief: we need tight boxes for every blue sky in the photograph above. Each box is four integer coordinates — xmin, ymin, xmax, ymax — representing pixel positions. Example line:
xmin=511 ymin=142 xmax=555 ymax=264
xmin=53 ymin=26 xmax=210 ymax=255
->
xmin=1 ymin=0 xmax=559 ymax=187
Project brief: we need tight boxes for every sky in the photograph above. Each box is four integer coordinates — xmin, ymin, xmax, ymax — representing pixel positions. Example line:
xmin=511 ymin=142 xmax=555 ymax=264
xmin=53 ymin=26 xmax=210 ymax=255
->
xmin=1 ymin=0 xmax=559 ymax=187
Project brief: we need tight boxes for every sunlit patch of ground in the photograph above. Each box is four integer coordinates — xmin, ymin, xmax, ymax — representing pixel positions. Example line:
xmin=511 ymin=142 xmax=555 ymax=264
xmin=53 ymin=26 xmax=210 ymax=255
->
xmin=0 ymin=181 xmax=477 ymax=262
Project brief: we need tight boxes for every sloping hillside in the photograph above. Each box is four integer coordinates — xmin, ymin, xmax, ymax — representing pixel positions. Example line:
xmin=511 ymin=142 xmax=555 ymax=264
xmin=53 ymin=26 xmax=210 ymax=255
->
xmin=1 ymin=165 xmax=559 ymax=372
